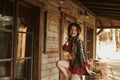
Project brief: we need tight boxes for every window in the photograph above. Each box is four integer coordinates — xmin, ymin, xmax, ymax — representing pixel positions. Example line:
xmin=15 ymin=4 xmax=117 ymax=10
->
xmin=85 ymin=25 xmax=94 ymax=59
xmin=0 ymin=0 xmax=39 ymax=80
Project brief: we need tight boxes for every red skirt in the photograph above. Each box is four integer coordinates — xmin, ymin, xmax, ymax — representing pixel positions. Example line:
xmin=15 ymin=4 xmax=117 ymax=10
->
xmin=68 ymin=61 xmax=89 ymax=75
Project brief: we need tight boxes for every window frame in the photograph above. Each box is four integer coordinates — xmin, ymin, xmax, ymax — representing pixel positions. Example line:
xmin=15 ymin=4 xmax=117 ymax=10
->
xmin=0 ymin=0 xmax=40 ymax=80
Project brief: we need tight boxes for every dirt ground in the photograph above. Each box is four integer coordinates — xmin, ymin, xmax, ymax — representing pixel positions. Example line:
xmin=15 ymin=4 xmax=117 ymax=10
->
xmin=107 ymin=61 xmax=120 ymax=80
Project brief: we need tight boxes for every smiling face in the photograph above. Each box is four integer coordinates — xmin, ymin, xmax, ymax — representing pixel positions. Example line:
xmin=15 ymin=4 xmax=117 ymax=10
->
xmin=68 ymin=23 xmax=81 ymax=39
xmin=70 ymin=26 xmax=77 ymax=38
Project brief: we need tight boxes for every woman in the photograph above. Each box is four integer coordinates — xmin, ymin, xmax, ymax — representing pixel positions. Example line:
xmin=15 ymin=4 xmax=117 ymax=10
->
xmin=57 ymin=23 xmax=95 ymax=80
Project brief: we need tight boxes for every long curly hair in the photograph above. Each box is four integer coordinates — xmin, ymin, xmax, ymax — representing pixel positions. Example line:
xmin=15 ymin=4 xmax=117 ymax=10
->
xmin=67 ymin=23 xmax=81 ymax=59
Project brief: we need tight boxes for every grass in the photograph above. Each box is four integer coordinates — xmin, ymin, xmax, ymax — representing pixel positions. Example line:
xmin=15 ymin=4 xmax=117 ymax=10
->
xmin=109 ymin=62 xmax=120 ymax=71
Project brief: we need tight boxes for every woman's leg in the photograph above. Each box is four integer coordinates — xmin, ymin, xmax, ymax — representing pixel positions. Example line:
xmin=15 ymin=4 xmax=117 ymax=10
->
xmin=71 ymin=74 xmax=83 ymax=80
xmin=56 ymin=60 xmax=70 ymax=79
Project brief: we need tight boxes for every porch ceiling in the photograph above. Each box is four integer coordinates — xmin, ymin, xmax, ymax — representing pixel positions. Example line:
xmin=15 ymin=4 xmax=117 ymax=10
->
xmin=77 ymin=0 xmax=120 ymax=28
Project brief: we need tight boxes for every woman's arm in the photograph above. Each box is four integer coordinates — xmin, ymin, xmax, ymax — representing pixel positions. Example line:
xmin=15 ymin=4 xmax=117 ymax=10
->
xmin=85 ymin=66 xmax=96 ymax=75
xmin=79 ymin=39 xmax=87 ymax=62
xmin=80 ymin=39 xmax=96 ymax=75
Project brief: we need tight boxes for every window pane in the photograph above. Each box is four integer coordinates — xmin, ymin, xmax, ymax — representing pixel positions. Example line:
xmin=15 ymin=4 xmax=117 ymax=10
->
xmin=0 ymin=31 xmax=12 ymax=59
xmin=0 ymin=0 xmax=14 ymax=30
xmin=0 ymin=62 xmax=11 ymax=77
xmin=17 ymin=33 xmax=33 ymax=58
xmin=17 ymin=4 xmax=33 ymax=32
xmin=0 ymin=0 xmax=13 ymax=59
xmin=15 ymin=59 xmax=32 ymax=80
xmin=0 ymin=16 xmax=13 ymax=30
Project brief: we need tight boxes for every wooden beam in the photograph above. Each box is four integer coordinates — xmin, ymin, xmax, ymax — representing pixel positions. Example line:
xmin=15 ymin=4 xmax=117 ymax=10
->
xmin=89 ymin=8 xmax=120 ymax=12
xmin=86 ymin=5 xmax=120 ymax=11
xmin=97 ymin=13 xmax=120 ymax=17
xmin=71 ymin=0 xmax=96 ymax=16
xmin=96 ymin=13 xmax=120 ymax=17
xmin=98 ymin=15 xmax=120 ymax=20
xmin=97 ymin=28 xmax=104 ymax=35
xmin=60 ymin=7 xmax=78 ymax=19
xmin=109 ymin=19 xmax=113 ymax=27
xmin=96 ymin=18 xmax=104 ymax=35
xmin=97 ymin=26 xmax=120 ymax=28
xmin=92 ymin=10 xmax=120 ymax=14
xmin=79 ymin=1 xmax=120 ymax=6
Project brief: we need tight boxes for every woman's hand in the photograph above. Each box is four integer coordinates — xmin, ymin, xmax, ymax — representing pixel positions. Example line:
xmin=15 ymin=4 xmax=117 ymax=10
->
xmin=86 ymin=67 xmax=96 ymax=75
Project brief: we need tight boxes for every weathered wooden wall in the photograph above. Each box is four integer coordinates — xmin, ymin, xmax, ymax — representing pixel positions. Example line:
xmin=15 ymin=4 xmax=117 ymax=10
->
xmin=24 ymin=0 xmax=96 ymax=80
